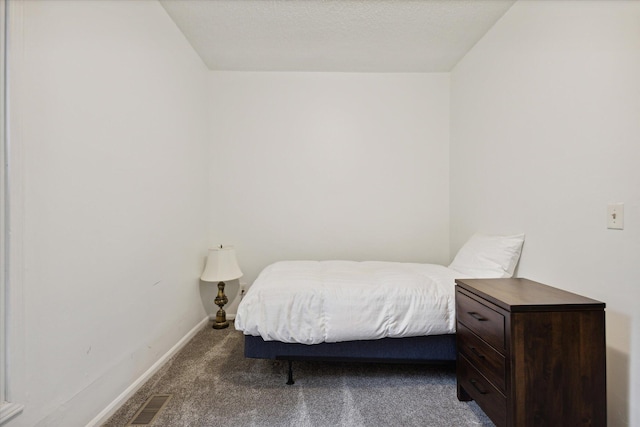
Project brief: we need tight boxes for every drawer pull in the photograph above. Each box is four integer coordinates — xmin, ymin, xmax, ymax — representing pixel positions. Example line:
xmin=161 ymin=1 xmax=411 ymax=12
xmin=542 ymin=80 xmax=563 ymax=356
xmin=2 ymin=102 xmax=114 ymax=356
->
xmin=468 ymin=312 xmax=487 ymax=321
xmin=470 ymin=346 xmax=486 ymax=360
xmin=469 ymin=378 xmax=488 ymax=395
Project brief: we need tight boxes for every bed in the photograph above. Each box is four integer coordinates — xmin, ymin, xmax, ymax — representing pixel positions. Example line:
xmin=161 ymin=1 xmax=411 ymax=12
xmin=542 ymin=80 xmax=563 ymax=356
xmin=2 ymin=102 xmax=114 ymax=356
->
xmin=234 ymin=233 xmax=525 ymax=383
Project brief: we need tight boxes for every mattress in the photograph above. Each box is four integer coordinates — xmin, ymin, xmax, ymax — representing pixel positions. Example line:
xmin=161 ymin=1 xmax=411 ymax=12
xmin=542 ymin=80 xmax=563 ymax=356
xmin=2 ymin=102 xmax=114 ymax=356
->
xmin=235 ymin=260 xmax=466 ymax=345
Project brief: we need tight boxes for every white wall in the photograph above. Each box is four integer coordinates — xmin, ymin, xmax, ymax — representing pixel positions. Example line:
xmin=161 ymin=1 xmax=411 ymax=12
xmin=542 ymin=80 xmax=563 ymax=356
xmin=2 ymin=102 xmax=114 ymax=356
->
xmin=208 ymin=72 xmax=451 ymax=313
xmin=450 ymin=2 xmax=640 ymax=425
xmin=6 ymin=1 xmax=210 ymax=426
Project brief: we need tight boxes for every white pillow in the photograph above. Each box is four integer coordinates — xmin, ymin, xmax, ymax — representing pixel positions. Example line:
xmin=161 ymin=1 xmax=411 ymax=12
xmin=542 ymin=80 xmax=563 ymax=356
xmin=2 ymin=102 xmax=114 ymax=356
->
xmin=449 ymin=233 xmax=525 ymax=278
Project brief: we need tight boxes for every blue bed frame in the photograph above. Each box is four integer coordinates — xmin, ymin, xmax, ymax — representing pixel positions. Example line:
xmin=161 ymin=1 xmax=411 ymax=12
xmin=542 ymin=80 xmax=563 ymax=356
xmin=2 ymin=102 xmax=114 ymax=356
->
xmin=244 ymin=334 xmax=456 ymax=384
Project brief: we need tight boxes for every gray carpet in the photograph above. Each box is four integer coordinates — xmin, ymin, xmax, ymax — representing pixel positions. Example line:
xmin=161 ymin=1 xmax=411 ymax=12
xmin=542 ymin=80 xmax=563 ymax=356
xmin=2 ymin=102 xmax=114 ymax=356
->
xmin=103 ymin=322 xmax=493 ymax=426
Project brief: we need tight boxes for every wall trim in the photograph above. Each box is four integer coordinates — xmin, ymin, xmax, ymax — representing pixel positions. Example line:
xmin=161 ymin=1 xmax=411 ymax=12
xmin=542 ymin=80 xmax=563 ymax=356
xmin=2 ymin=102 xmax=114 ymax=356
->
xmin=0 ymin=402 xmax=23 ymax=425
xmin=86 ymin=316 xmax=210 ymax=427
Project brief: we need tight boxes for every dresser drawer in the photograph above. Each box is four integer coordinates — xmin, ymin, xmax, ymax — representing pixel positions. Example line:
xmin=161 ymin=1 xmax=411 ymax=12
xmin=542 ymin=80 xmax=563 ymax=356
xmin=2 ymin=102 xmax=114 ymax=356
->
xmin=457 ymin=322 xmax=506 ymax=392
xmin=456 ymin=290 xmax=505 ymax=351
xmin=458 ymin=354 xmax=507 ymax=427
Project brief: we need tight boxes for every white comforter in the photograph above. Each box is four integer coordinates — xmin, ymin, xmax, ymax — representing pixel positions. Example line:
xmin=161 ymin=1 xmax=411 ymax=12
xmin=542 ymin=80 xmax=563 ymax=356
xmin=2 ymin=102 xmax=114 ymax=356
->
xmin=235 ymin=260 xmax=465 ymax=344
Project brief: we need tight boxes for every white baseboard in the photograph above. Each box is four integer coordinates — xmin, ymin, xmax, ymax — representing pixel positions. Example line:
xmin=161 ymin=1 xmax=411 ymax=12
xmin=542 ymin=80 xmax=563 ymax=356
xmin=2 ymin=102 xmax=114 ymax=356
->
xmin=0 ymin=402 xmax=24 ymax=425
xmin=86 ymin=316 xmax=209 ymax=427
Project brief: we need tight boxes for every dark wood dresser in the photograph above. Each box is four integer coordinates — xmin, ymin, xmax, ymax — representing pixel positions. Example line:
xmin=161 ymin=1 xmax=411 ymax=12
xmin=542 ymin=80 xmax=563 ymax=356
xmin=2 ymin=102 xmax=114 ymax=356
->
xmin=455 ymin=278 xmax=606 ymax=427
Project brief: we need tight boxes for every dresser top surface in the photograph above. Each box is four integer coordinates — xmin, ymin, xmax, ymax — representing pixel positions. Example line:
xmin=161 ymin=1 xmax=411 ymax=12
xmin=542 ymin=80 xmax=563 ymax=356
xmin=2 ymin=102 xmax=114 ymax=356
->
xmin=455 ymin=278 xmax=605 ymax=312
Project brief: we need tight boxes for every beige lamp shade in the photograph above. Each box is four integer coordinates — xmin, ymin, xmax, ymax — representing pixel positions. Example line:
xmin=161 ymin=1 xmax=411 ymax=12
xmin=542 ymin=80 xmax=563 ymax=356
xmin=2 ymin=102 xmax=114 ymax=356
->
xmin=201 ymin=246 xmax=243 ymax=282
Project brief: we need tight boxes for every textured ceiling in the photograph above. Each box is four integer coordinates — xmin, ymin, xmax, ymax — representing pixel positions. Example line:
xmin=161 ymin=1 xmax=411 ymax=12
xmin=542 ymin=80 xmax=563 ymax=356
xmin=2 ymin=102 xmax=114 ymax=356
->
xmin=160 ymin=0 xmax=515 ymax=72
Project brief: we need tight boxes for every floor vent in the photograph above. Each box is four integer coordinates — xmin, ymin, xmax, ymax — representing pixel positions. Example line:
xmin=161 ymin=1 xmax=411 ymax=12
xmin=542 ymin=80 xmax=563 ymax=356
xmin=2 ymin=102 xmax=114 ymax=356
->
xmin=127 ymin=394 xmax=173 ymax=425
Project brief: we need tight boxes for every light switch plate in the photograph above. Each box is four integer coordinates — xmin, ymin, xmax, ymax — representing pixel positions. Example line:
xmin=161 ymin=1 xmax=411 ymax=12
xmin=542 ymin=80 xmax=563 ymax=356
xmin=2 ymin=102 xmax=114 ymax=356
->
xmin=607 ymin=203 xmax=624 ymax=230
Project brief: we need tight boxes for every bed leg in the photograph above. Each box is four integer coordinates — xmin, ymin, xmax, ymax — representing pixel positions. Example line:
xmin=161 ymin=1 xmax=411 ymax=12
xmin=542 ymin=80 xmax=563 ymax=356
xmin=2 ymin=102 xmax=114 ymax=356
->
xmin=286 ymin=360 xmax=295 ymax=385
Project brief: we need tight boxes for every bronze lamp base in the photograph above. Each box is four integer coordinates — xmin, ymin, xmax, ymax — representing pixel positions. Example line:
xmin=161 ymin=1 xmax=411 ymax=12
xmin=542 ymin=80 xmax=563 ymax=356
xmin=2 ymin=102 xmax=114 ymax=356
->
xmin=213 ymin=281 xmax=229 ymax=329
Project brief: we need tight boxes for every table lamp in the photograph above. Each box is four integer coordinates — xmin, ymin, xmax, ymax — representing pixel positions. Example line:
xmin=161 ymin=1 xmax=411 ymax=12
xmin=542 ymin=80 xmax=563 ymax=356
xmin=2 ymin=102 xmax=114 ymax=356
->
xmin=201 ymin=245 xmax=243 ymax=329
